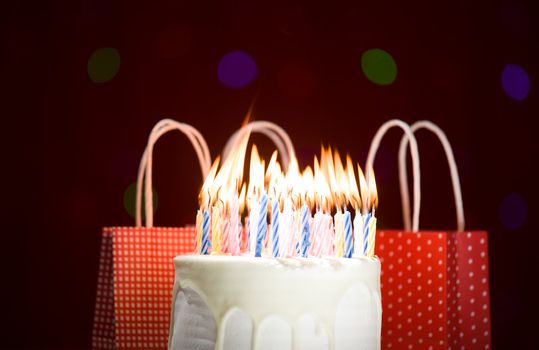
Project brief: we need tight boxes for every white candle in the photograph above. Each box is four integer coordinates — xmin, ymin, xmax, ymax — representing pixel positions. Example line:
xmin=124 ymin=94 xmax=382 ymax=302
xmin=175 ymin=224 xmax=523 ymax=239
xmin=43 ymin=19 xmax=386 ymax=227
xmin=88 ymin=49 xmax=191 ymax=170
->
xmin=353 ymin=209 xmax=365 ymax=256
xmin=249 ymin=196 xmax=259 ymax=256
xmin=278 ymin=198 xmax=293 ymax=257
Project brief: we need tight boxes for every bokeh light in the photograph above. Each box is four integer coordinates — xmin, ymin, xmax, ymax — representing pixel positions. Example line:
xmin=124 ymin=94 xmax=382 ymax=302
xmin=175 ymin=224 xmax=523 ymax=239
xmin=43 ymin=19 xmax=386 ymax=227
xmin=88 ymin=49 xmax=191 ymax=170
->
xmin=156 ymin=25 xmax=192 ymax=59
xmin=217 ymin=50 xmax=257 ymax=88
xmin=87 ymin=47 xmax=121 ymax=83
xmin=501 ymin=64 xmax=530 ymax=101
xmin=499 ymin=192 xmax=527 ymax=231
xmin=123 ymin=182 xmax=159 ymax=220
xmin=361 ymin=48 xmax=397 ymax=85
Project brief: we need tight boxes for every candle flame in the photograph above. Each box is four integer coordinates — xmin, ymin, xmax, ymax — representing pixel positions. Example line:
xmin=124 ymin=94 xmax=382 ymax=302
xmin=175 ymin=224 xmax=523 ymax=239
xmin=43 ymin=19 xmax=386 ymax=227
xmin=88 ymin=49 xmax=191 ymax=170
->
xmin=248 ymin=145 xmax=265 ymax=201
xmin=199 ymin=157 xmax=220 ymax=208
xmin=346 ymin=156 xmax=361 ymax=210
xmin=314 ymin=156 xmax=332 ymax=211
xmin=367 ymin=166 xmax=378 ymax=210
xmin=357 ymin=165 xmax=368 ymax=213
xmin=198 ymin=136 xmax=377 ymax=218
xmin=302 ymin=166 xmax=315 ymax=210
xmin=238 ymin=183 xmax=247 ymax=214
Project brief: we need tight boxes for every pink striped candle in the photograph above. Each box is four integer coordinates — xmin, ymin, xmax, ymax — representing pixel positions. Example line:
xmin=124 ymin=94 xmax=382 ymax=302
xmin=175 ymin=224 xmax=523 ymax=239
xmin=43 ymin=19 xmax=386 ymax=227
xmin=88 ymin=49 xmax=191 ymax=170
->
xmin=228 ymin=196 xmax=241 ymax=255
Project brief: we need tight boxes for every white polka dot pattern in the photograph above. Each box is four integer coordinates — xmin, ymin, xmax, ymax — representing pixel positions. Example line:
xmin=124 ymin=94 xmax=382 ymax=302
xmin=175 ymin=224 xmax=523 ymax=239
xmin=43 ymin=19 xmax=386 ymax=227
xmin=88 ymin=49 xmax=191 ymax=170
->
xmin=92 ymin=226 xmax=196 ymax=350
xmin=376 ymin=231 xmax=491 ymax=350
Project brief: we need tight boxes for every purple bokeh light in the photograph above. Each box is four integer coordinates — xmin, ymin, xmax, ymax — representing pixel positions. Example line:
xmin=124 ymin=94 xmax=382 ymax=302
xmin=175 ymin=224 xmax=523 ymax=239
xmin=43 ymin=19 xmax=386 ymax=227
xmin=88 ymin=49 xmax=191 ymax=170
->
xmin=501 ymin=64 xmax=530 ymax=101
xmin=217 ymin=50 xmax=257 ymax=89
xmin=499 ymin=192 xmax=527 ymax=231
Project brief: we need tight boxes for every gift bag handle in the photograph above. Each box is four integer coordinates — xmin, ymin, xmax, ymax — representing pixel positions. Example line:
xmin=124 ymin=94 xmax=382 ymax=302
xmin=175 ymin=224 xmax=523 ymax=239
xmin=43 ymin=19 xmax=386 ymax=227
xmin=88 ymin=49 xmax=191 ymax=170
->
xmin=136 ymin=119 xmax=211 ymax=227
xmin=223 ymin=120 xmax=296 ymax=171
xmin=366 ymin=119 xmax=421 ymax=232
xmin=398 ymin=120 xmax=465 ymax=231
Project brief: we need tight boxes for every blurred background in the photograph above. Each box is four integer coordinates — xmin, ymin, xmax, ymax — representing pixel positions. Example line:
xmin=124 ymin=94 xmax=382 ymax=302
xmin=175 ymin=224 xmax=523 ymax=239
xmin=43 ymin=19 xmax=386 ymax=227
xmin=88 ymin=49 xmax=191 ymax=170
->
xmin=3 ymin=0 xmax=536 ymax=348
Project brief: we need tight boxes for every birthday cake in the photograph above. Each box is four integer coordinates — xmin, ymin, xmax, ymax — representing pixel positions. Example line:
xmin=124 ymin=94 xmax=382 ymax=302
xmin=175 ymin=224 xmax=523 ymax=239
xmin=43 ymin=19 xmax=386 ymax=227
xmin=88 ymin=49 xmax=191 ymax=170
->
xmin=168 ymin=133 xmax=382 ymax=350
xmin=169 ymin=256 xmax=381 ymax=350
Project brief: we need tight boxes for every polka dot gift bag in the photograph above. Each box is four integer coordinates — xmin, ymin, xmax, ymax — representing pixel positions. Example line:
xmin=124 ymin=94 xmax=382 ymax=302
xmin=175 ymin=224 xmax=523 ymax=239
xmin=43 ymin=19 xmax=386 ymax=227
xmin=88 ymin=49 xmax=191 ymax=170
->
xmin=367 ymin=120 xmax=492 ymax=350
xmin=92 ymin=119 xmax=209 ymax=350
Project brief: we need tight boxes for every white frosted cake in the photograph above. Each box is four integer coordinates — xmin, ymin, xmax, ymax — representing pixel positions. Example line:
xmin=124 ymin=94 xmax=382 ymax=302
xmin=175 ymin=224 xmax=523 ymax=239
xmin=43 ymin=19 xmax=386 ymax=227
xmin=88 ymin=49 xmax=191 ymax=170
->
xmin=168 ymin=255 xmax=382 ymax=350
xmin=167 ymin=131 xmax=383 ymax=349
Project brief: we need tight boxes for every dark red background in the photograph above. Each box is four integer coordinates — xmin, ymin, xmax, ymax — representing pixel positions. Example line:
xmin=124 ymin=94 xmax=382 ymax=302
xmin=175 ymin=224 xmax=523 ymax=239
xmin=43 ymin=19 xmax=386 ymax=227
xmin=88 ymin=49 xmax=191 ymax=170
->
xmin=3 ymin=1 xmax=537 ymax=348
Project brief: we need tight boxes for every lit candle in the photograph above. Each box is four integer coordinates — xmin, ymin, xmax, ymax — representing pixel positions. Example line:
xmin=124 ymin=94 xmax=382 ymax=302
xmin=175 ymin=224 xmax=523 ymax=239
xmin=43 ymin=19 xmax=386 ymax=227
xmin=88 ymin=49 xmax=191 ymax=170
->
xmin=300 ymin=204 xmax=310 ymax=257
xmin=237 ymin=184 xmax=247 ymax=254
xmin=320 ymin=213 xmax=334 ymax=256
xmin=221 ymin=218 xmax=230 ymax=253
xmin=291 ymin=206 xmax=300 ymax=256
xmin=228 ymin=195 xmax=241 ymax=255
xmin=353 ymin=209 xmax=365 ymax=256
xmin=195 ymin=209 xmax=203 ymax=254
xmin=278 ymin=198 xmax=293 ymax=257
xmin=201 ymin=208 xmax=211 ymax=255
xmin=334 ymin=209 xmax=344 ymax=257
xmin=310 ymin=210 xmax=323 ymax=257
xmin=220 ymin=200 xmax=230 ymax=253
xmin=211 ymin=204 xmax=223 ymax=254
xmin=363 ymin=167 xmax=378 ymax=257
xmin=271 ymin=198 xmax=280 ymax=257
xmin=242 ymin=217 xmax=249 ymax=252
xmin=343 ymin=210 xmax=353 ymax=258
xmin=255 ymin=193 xmax=268 ymax=257
xmin=367 ymin=214 xmax=378 ymax=257
xmin=362 ymin=212 xmax=371 ymax=256
xmin=249 ymin=195 xmax=259 ymax=256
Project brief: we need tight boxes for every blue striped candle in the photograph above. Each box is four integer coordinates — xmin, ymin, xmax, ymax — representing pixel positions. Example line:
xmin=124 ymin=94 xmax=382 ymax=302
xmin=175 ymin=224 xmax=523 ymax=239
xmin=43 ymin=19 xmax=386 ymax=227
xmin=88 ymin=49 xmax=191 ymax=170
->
xmin=362 ymin=212 xmax=372 ymax=256
xmin=255 ymin=194 xmax=268 ymax=257
xmin=343 ymin=210 xmax=353 ymax=258
xmin=300 ymin=204 xmax=310 ymax=257
xmin=271 ymin=199 xmax=280 ymax=257
xmin=201 ymin=209 xmax=211 ymax=255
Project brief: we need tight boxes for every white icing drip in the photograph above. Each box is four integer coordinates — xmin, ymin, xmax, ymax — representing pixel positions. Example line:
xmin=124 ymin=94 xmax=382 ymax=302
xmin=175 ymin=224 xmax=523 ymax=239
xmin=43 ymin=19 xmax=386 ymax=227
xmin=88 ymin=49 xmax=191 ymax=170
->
xmin=221 ymin=308 xmax=252 ymax=350
xmin=169 ymin=256 xmax=381 ymax=350
xmin=297 ymin=314 xmax=328 ymax=350
xmin=170 ymin=287 xmax=216 ymax=350
xmin=334 ymin=284 xmax=381 ymax=350
xmin=257 ymin=316 xmax=292 ymax=350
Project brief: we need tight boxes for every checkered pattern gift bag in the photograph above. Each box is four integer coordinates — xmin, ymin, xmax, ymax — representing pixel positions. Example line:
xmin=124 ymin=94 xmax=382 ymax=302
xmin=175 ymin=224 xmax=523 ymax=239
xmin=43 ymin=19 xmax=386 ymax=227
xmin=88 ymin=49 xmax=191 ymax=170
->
xmin=92 ymin=119 xmax=211 ymax=350
xmin=367 ymin=120 xmax=492 ymax=350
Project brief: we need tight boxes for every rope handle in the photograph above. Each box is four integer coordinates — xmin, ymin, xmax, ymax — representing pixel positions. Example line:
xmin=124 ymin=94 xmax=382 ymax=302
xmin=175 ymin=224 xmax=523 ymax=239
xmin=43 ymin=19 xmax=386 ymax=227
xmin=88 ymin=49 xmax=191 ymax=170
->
xmin=398 ymin=120 xmax=465 ymax=231
xmin=365 ymin=119 xmax=421 ymax=232
xmin=136 ymin=119 xmax=211 ymax=227
xmin=223 ymin=121 xmax=296 ymax=170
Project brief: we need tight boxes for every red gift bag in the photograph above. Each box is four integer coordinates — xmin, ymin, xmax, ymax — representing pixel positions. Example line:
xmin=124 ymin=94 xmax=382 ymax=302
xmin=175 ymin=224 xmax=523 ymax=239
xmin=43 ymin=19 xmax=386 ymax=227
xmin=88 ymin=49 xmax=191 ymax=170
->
xmin=92 ymin=119 xmax=210 ymax=350
xmin=376 ymin=230 xmax=491 ymax=349
xmin=367 ymin=120 xmax=492 ymax=349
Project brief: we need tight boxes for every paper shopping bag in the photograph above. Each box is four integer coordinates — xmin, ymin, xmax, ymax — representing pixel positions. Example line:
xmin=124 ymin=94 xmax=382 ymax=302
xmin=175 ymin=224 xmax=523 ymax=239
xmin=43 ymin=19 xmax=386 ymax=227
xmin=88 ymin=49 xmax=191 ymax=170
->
xmin=376 ymin=230 xmax=492 ymax=349
xmin=92 ymin=227 xmax=196 ymax=350
xmin=92 ymin=119 xmax=210 ymax=350
xmin=366 ymin=120 xmax=492 ymax=349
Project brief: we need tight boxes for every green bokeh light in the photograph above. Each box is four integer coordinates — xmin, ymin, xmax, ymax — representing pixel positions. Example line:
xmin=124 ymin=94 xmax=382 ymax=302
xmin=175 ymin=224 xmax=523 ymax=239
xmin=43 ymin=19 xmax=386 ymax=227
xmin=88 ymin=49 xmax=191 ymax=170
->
xmin=361 ymin=49 xmax=397 ymax=85
xmin=123 ymin=182 xmax=158 ymax=220
xmin=87 ymin=48 xmax=121 ymax=83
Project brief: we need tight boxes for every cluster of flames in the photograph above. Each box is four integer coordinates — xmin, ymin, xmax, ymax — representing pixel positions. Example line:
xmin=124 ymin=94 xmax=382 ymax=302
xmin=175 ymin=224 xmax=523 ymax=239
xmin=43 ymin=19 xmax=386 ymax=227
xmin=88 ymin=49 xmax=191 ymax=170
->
xmin=199 ymin=133 xmax=378 ymax=216
xmin=195 ymin=130 xmax=378 ymax=258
